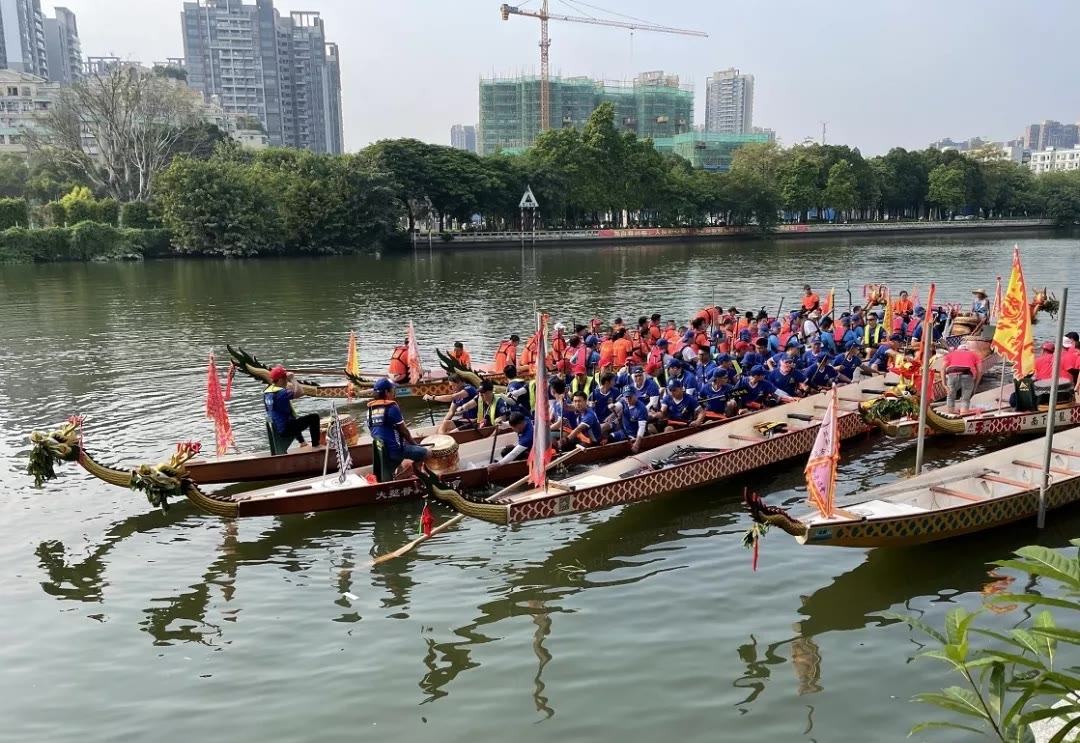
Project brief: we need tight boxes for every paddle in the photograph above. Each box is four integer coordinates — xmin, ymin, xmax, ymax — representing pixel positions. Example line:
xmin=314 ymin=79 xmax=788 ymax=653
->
xmin=369 ymin=446 xmax=584 ymax=565
xmin=774 ymin=296 xmax=784 ymax=323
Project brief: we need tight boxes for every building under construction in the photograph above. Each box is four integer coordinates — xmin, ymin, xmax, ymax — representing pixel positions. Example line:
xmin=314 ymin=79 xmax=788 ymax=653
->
xmin=478 ymin=70 xmax=693 ymax=156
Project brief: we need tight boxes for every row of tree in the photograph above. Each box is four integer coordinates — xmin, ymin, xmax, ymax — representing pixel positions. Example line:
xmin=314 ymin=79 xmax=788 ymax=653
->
xmin=8 ymin=66 xmax=1080 ymax=257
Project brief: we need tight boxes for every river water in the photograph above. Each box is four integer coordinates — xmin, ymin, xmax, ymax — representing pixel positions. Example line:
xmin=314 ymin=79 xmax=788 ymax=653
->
xmin=3 ymin=231 xmax=1080 ymax=743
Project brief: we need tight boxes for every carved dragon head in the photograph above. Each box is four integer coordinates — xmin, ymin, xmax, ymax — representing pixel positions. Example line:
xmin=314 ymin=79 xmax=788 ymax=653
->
xmin=128 ymin=442 xmax=201 ymax=513
xmin=27 ymin=417 xmax=83 ymax=486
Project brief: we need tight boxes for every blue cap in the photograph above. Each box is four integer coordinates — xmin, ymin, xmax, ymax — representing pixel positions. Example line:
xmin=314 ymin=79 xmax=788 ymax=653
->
xmin=840 ymin=317 xmax=850 ymax=326
xmin=585 ymin=334 xmax=598 ymax=346
xmin=786 ymin=339 xmax=803 ymax=350
xmin=666 ymin=358 xmax=682 ymax=369
xmin=739 ymin=329 xmax=752 ymax=341
xmin=845 ymin=341 xmax=863 ymax=351
xmin=630 ymin=365 xmax=644 ymax=374
xmin=622 ymin=384 xmax=638 ymax=397
xmin=889 ymin=333 xmax=903 ymax=342
xmin=789 ymin=309 xmax=800 ymax=317
xmin=716 ymin=353 xmax=731 ymax=363
xmin=657 ymin=338 xmax=669 ymax=347
xmin=914 ymin=306 xmax=926 ymax=317
xmin=707 ymin=368 xmax=724 ymax=381
xmin=750 ymin=364 xmax=766 ymax=376
xmin=666 ymin=377 xmax=683 ymax=390
xmin=810 ymin=337 xmax=822 ymax=345
xmin=374 ymin=378 xmax=396 ymax=393
xmin=770 ymin=322 xmax=781 ymax=331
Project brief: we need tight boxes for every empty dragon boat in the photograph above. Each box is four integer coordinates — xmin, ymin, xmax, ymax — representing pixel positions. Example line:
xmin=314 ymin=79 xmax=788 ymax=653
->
xmin=922 ymin=380 xmax=1080 ymax=437
xmin=747 ymin=425 xmax=1080 ymax=549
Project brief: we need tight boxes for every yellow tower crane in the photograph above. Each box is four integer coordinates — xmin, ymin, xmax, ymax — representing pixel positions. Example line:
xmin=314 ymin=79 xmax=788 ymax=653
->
xmin=499 ymin=2 xmax=707 ymax=132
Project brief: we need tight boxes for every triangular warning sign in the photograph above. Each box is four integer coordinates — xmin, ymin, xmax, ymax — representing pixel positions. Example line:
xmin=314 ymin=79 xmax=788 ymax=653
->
xmin=519 ymin=185 xmax=540 ymax=209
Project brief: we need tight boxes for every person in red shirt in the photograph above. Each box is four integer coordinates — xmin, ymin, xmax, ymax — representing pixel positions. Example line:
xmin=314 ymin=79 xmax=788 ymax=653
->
xmin=1061 ymin=335 xmax=1080 ymax=384
xmin=940 ymin=342 xmax=983 ymax=414
xmin=1035 ymin=341 xmax=1073 ymax=382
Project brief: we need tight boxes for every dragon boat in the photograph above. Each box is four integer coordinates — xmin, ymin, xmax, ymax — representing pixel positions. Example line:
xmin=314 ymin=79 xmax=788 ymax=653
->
xmin=227 ymin=345 xmax=509 ymax=400
xmin=412 ymin=373 xmax=936 ymax=527
xmin=921 ymin=380 xmax=1080 ymax=438
xmin=26 ymin=416 xmax=732 ymax=519
xmin=746 ymin=425 xmax=1080 ymax=549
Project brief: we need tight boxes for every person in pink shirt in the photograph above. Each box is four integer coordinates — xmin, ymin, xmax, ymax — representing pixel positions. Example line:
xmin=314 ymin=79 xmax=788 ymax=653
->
xmin=940 ymin=342 xmax=983 ymax=414
xmin=1060 ymin=335 xmax=1080 ymax=384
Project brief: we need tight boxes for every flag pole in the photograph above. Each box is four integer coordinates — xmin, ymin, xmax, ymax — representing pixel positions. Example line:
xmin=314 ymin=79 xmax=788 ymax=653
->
xmin=321 ymin=402 xmax=334 ymax=480
xmin=1038 ymin=287 xmax=1069 ymax=529
xmin=914 ymin=284 xmax=936 ymax=475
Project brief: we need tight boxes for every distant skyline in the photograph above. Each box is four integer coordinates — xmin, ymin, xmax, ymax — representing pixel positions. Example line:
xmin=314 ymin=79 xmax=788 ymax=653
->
xmin=54 ymin=0 xmax=1080 ymax=155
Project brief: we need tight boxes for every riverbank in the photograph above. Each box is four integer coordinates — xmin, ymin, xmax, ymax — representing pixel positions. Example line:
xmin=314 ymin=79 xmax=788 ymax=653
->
xmin=418 ymin=218 xmax=1058 ymax=249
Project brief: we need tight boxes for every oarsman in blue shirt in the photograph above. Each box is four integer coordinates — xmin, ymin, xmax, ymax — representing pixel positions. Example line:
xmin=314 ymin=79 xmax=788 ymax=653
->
xmin=665 ymin=358 xmax=699 ymax=396
xmin=494 ymin=411 xmax=534 ymax=465
xmin=831 ymin=342 xmax=868 ymax=383
xmin=818 ymin=317 xmax=838 ymax=355
xmin=589 ymin=372 xmax=620 ymax=433
xmin=560 ymin=390 xmax=604 ymax=450
xmin=700 ymin=370 xmax=738 ymax=419
xmin=629 ymin=365 xmax=662 ymax=411
xmin=769 ymin=339 xmax=805 ymax=372
xmin=695 ymin=347 xmax=718 ymax=389
xmin=609 ymin=385 xmax=650 ymax=454
xmin=427 ymin=374 xmax=480 ymax=434
xmin=658 ymin=377 xmax=704 ymax=432
xmin=838 ymin=316 xmax=861 ymax=351
xmin=741 ymin=339 xmax=768 ymax=373
xmin=767 ymin=356 xmax=808 ymax=397
xmin=766 ymin=323 xmax=783 ymax=355
xmin=733 ymin=365 xmax=794 ymax=409
xmin=714 ymin=353 xmax=740 ymax=384
xmin=865 ymin=334 xmax=903 ymax=374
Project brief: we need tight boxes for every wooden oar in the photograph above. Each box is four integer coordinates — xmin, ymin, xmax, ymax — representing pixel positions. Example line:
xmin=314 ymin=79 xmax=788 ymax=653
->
xmin=370 ymin=446 xmax=583 ymax=566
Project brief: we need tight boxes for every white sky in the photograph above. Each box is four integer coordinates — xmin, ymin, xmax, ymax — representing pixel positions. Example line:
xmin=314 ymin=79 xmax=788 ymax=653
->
xmin=60 ymin=0 xmax=1080 ymax=154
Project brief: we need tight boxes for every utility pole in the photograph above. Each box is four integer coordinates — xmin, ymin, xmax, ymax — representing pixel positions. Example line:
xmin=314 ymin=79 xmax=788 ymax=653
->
xmin=821 ymin=121 xmax=828 ymax=145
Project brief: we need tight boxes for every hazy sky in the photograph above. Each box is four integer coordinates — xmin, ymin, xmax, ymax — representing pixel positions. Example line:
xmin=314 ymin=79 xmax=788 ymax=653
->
xmin=60 ymin=0 xmax=1080 ymax=155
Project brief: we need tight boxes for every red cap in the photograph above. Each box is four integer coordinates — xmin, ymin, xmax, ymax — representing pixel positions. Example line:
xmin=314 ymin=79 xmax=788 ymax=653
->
xmin=270 ymin=365 xmax=288 ymax=382
xmin=591 ymin=318 xmax=601 ymax=326
xmin=1043 ymin=341 xmax=1055 ymax=352
xmin=573 ymin=364 xmax=587 ymax=375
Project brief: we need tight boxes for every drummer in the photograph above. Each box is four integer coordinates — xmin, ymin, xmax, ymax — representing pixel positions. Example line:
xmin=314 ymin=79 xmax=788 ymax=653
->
xmin=494 ymin=411 xmax=534 ymax=465
xmin=367 ymin=378 xmax=429 ymax=481
xmin=264 ymin=365 xmax=320 ymax=450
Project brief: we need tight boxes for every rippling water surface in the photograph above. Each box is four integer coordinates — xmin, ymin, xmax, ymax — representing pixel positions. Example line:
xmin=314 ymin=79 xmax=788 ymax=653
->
xmin=4 ymin=231 xmax=1080 ymax=743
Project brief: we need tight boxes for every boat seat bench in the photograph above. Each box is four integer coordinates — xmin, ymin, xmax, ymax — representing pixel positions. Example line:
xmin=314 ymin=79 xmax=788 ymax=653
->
xmin=1012 ymin=459 xmax=1080 ymax=477
xmin=978 ymin=473 xmax=1034 ymax=490
xmin=929 ymin=485 xmax=987 ymax=502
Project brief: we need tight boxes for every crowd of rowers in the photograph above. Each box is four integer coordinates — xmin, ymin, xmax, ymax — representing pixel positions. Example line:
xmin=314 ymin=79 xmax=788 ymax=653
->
xmin=369 ymin=285 xmax=981 ymax=465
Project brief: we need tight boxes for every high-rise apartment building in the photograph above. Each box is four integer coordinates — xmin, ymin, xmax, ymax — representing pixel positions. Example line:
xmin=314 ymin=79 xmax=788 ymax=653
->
xmin=1022 ymin=120 xmax=1079 ymax=152
xmin=451 ymin=124 xmax=476 ymax=153
xmin=0 ymin=0 xmax=48 ymax=78
xmin=43 ymin=6 xmax=79 ymax=84
xmin=181 ymin=0 xmax=343 ymax=154
xmin=704 ymin=68 xmax=753 ymax=135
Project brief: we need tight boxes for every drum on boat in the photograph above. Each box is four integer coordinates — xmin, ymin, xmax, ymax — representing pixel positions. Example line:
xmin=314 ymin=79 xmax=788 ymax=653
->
xmin=425 ymin=434 xmax=460 ymax=474
xmin=950 ymin=314 xmax=982 ymax=338
xmin=319 ymin=414 xmax=360 ymax=446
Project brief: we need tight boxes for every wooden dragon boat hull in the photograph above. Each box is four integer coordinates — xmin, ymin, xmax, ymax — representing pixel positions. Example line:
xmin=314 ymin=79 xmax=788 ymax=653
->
xmin=783 ymin=426 xmax=1080 ymax=548
xmin=194 ymin=417 xmax=733 ymax=517
xmin=418 ymin=375 xmax=927 ymax=527
xmin=923 ymin=386 xmax=1080 ymax=437
xmin=184 ymin=423 xmax=490 ymax=484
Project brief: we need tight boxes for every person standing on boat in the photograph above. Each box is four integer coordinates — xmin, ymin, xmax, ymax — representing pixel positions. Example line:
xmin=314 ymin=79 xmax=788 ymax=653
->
xmin=368 ymin=378 xmax=429 ymax=481
xmin=940 ymin=342 xmax=983 ymax=414
xmin=427 ymin=375 xmax=479 ymax=434
xmin=264 ymin=365 xmax=320 ymax=450
xmin=610 ymin=385 xmax=649 ymax=453
xmin=494 ymin=411 xmax=534 ymax=465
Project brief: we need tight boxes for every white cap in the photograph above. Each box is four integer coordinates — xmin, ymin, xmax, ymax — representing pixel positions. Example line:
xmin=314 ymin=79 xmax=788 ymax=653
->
xmin=1064 ymin=337 xmax=1075 ymax=349
xmin=957 ymin=342 xmax=970 ymax=350
xmin=554 ymin=322 xmax=566 ymax=331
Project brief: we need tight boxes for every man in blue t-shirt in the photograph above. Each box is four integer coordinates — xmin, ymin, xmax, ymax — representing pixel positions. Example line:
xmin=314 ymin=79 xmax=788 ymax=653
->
xmin=610 ymin=385 xmax=650 ymax=453
xmin=629 ymin=365 xmax=662 ymax=410
xmin=589 ymin=372 xmax=620 ymax=430
xmin=700 ymin=370 xmax=737 ymax=419
xmin=666 ymin=358 xmax=699 ymax=396
xmin=831 ymin=342 xmax=867 ymax=383
xmin=658 ymin=377 xmax=704 ymax=431
xmin=695 ymin=347 xmax=718 ymax=390
xmin=561 ymin=390 xmax=603 ymax=450
xmin=263 ymin=365 xmax=320 ymax=450
xmin=495 ymin=411 xmax=535 ymax=465
xmin=367 ymin=378 xmax=429 ymax=481
xmin=768 ymin=356 xmax=808 ymax=397
xmin=866 ymin=334 xmax=902 ymax=374
xmin=426 ymin=374 xmax=479 ymax=434
xmin=734 ymin=365 xmax=794 ymax=409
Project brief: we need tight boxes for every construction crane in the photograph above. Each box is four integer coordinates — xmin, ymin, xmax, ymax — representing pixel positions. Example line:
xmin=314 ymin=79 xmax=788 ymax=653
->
xmin=499 ymin=2 xmax=707 ymax=132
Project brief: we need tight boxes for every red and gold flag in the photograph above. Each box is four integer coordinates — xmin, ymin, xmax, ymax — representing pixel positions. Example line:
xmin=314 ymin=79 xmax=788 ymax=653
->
xmin=883 ymin=289 xmax=894 ymax=335
xmin=805 ymin=386 xmax=839 ymax=519
xmin=528 ymin=313 xmax=551 ymax=487
xmin=205 ymin=351 xmax=235 ymax=457
xmin=991 ymin=248 xmax=1036 ymax=379
xmin=406 ymin=321 xmax=423 ymax=385
xmin=820 ymin=287 xmax=834 ymax=316
xmin=345 ymin=331 xmax=359 ymax=401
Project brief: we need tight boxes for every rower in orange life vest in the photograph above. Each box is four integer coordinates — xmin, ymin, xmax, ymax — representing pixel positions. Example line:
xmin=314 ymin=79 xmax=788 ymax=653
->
xmin=387 ymin=338 xmax=410 ymax=383
xmin=264 ymin=365 xmax=321 ymax=450
xmin=449 ymin=341 xmax=472 ymax=369
xmin=367 ymin=378 xmax=429 ymax=481
xmin=801 ymin=284 xmax=821 ymax=314
xmin=493 ymin=335 xmax=520 ymax=372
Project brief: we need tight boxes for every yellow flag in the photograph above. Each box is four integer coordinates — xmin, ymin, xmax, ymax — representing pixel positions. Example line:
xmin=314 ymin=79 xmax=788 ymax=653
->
xmin=991 ymin=248 xmax=1035 ymax=379
xmin=883 ymin=289 xmax=893 ymax=337
xmin=345 ymin=331 xmax=360 ymax=400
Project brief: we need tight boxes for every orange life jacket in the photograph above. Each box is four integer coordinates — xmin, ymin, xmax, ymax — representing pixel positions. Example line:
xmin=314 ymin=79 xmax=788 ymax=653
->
xmin=450 ymin=349 xmax=471 ymax=368
xmin=692 ymin=330 xmax=710 ymax=352
xmin=493 ymin=340 xmax=516 ymax=372
xmin=599 ymin=338 xmax=614 ymax=369
xmin=388 ymin=346 xmax=408 ymax=380
xmin=519 ymin=339 xmax=536 ymax=372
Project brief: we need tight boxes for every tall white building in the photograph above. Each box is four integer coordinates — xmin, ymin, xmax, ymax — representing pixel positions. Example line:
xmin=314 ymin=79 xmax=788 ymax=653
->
xmin=704 ymin=68 xmax=753 ymax=135
xmin=43 ymin=6 xmax=79 ymax=84
xmin=1029 ymin=146 xmax=1080 ymax=173
xmin=0 ymin=0 xmax=48 ymax=79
